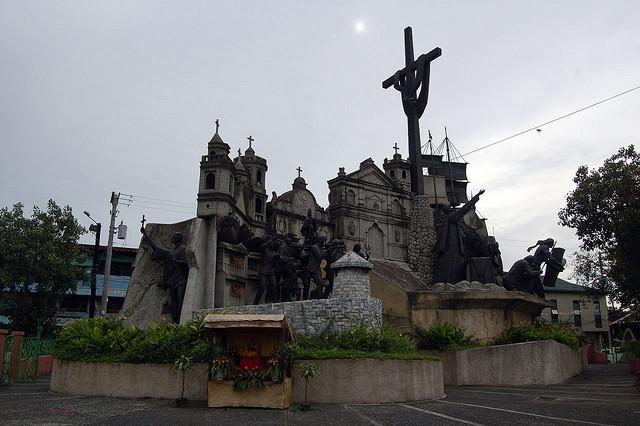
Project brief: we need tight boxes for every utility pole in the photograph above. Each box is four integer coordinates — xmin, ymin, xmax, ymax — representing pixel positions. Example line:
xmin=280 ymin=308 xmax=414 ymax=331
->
xmin=83 ymin=211 xmax=102 ymax=318
xmin=100 ymin=192 xmax=120 ymax=317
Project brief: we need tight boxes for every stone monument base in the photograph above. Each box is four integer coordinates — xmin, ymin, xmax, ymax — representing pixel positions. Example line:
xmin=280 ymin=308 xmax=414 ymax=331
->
xmin=409 ymin=290 xmax=551 ymax=344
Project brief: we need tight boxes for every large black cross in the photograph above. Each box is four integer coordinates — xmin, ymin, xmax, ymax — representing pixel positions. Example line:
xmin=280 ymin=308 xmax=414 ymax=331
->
xmin=383 ymin=27 xmax=441 ymax=195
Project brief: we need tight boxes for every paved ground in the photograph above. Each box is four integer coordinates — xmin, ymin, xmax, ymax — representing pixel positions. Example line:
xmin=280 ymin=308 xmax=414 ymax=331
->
xmin=1 ymin=364 xmax=638 ymax=425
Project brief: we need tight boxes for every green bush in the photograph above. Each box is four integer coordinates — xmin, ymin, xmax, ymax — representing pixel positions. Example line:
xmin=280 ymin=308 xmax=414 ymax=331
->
xmin=623 ymin=341 xmax=640 ymax=358
xmin=295 ymin=347 xmax=440 ymax=361
xmin=491 ymin=321 xmax=585 ymax=350
xmin=52 ymin=317 xmax=211 ymax=363
xmin=414 ymin=323 xmax=470 ymax=351
xmin=296 ymin=323 xmax=415 ymax=355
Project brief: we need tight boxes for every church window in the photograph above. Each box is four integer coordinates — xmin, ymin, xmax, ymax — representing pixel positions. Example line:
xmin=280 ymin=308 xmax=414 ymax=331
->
xmin=205 ymin=172 xmax=216 ymax=190
xmin=392 ymin=199 xmax=402 ymax=215
xmin=373 ymin=202 xmax=380 ymax=211
xmin=256 ymin=170 xmax=262 ymax=183
xmin=255 ymin=198 xmax=263 ymax=214
xmin=390 ymin=170 xmax=395 ymax=179
xmin=347 ymin=189 xmax=356 ymax=205
xmin=401 ymin=170 xmax=407 ymax=179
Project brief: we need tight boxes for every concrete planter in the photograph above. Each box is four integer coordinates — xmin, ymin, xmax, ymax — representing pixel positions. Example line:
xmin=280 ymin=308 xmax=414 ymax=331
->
xmin=292 ymin=358 xmax=444 ymax=403
xmin=440 ymin=340 xmax=587 ymax=386
xmin=52 ymin=358 xmax=444 ymax=404
xmin=50 ymin=359 xmax=209 ymax=400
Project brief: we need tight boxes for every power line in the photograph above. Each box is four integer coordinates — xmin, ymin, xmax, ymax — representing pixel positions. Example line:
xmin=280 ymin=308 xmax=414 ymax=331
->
xmin=126 ymin=194 xmax=193 ymax=207
xmin=126 ymin=203 xmax=194 ymax=215
xmin=463 ymin=84 xmax=640 ymax=156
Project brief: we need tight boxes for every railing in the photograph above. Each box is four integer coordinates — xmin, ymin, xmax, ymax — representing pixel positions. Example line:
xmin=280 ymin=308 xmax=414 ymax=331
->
xmin=0 ymin=329 xmax=53 ymax=385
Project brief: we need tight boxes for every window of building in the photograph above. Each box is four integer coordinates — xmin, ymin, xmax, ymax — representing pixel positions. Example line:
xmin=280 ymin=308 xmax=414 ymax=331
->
xmin=392 ymin=199 xmax=402 ymax=215
xmin=550 ymin=299 xmax=559 ymax=323
xmin=402 ymin=170 xmax=407 ymax=179
xmin=205 ymin=172 xmax=216 ymax=190
xmin=256 ymin=170 xmax=262 ymax=183
xmin=390 ymin=170 xmax=396 ymax=179
xmin=573 ymin=300 xmax=582 ymax=328
xmin=255 ymin=198 xmax=263 ymax=214
xmin=593 ymin=300 xmax=603 ymax=328
xmin=98 ymin=260 xmax=132 ymax=277
xmin=347 ymin=189 xmax=356 ymax=205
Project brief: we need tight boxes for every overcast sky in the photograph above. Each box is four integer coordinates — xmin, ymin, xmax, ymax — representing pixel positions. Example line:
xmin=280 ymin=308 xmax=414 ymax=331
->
xmin=2 ymin=1 xmax=639 ymax=280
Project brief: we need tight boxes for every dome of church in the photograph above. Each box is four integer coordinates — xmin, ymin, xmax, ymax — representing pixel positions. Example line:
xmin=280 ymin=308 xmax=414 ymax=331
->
xmin=293 ymin=176 xmax=307 ymax=190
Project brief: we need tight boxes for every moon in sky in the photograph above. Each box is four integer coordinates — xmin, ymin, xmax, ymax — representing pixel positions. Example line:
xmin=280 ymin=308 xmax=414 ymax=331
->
xmin=355 ymin=21 xmax=365 ymax=32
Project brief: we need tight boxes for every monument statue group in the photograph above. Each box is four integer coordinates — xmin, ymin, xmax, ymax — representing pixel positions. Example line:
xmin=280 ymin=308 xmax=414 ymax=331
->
xmin=123 ymin=26 xmax=564 ymax=325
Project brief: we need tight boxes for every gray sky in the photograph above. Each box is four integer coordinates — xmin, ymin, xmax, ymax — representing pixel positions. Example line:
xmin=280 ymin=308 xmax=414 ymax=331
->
xmin=2 ymin=1 xmax=639 ymax=280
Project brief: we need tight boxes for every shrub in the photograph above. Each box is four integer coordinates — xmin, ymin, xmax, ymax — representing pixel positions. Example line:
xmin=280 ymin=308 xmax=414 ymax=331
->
xmin=414 ymin=323 xmax=469 ymax=351
xmin=53 ymin=317 xmax=211 ymax=363
xmin=491 ymin=321 xmax=585 ymax=350
xmin=296 ymin=323 xmax=415 ymax=355
xmin=623 ymin=341 xmax=640 ymax=359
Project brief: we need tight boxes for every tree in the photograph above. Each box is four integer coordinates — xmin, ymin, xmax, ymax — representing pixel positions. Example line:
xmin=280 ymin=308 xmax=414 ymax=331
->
xmin=559 ymin=145 xmax=640 ymax=306
xmin=0 ymin=200 xmax=85 ymax=335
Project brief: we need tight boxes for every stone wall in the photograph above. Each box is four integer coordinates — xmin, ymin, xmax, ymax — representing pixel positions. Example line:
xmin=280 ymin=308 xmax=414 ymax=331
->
xmin=199 ymin=251 xmax=382 ymax=336
xmin=407 ymin=194 xmax=436 ymax=283
xmin=292 ymin=359 xmax=444 ymax=403
xmin=440 ymin=340 xmax=587 ymax=385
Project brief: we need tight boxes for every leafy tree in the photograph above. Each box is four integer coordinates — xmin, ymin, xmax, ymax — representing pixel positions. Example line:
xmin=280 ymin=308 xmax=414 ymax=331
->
xmin=0 ymin=200 xmax=85 ymax=335
xmin=559 ymin=145 xmax=640 ymax=306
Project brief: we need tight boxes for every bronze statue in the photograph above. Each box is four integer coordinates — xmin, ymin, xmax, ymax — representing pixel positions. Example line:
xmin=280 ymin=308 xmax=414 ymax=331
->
xmin=433 ymin=189 xmax=485 ymax=283
xmin=253 ymin=238 xmax=280 ymax=304
xmin=527 ymin=238 xmax=565 ymax=288
xmin=218 ymin=211 xmax=240 ymax=244
xmin=300 ymin=239 xmax=324 ymax=300
xmin=300 ymin=209 xmax=317 ymax=243
xmin=503 ymin=255 xmax=544 ymax=297
xmin=140 ymin=225 xmax=188 ymax=323
xmin=382 ymin=27 xmax=441 ymax=195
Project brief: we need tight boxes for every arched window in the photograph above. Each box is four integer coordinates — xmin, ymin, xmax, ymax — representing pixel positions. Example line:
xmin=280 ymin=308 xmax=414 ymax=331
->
xmin=401 ymin=170 xmax=407 ymax=179
xmin=205 ymin=172 xmax=216 ymax=190
xmin=347 ymin=189 xmax=356 ymax=205
xmin=255 ymin=197 xmax=263 ymax=213
xmin=390 ymin=170 xmax=395 ymax=179
xmin=392 ymin=199 xmax=402 ymax=215
xmin=256 ymin=170 xmax=262 ymax=183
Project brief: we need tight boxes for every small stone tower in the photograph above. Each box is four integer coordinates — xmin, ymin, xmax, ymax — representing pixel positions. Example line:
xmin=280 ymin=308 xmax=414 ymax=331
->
xmin=383 ymin=147 xmax=411 ymax=191
xmin=197 ymin=127 xmax=235 ymax=218
xmin=237 ymin=137 xmax=268 ymax=224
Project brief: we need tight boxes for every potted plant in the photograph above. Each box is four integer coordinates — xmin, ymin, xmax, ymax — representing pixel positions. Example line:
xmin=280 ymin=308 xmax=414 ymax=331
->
xmin=210 ymin=354 xmax=232 ymax=381
xmin=299 ymin=363 xmax=319 ymax=411
xmin=172 ymin=355 xmax=193 ymax=408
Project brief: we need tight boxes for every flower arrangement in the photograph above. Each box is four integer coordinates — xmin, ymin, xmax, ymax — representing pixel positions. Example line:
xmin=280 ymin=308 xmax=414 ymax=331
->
xmin=209 ymin=342 xmax=290 ymax=390
xmin=210 ymin=355 xmax=232 ymax=380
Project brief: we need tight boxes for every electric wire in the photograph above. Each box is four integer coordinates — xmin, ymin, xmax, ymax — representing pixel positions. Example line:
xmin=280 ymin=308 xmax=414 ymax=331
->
xmin=463 ymin=84 xmax=640 ymax=157
xmin=127 ymin=194 xmax=193 ymax=207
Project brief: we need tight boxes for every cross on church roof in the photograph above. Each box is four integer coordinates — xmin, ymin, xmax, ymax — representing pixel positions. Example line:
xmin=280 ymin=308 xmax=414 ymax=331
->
xmin=296 ymin=166 xmax=303 ymax=178
xmin=393 ymin=142 xmax=399 ymax=155
xmin=215 ymin=118 xmax=220 ymax=133
xmin=238 ymin=148 xmax=242 ymax=157
xmin=247 ymin=135 xmax=254 ymax=148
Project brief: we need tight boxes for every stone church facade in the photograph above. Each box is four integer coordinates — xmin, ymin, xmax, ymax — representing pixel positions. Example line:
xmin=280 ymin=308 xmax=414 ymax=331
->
xmin=327 ymin=155 xmax=413 ymax=261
